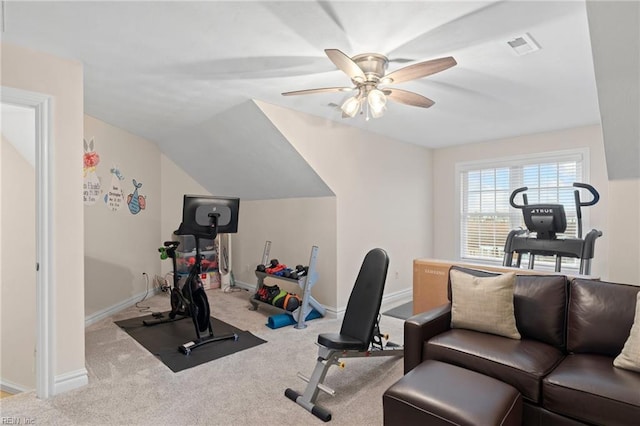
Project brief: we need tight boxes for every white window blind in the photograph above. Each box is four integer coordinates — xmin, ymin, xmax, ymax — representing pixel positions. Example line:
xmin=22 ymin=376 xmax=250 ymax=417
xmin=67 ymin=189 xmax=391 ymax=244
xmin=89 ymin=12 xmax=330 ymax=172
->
xmin=459 ymin=150 xmax=586 ymax=267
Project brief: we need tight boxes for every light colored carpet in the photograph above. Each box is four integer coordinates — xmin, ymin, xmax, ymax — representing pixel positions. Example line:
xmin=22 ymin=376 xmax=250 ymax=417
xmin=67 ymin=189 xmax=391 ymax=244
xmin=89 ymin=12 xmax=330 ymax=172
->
xmin=0 ymin=288 xmax=405 ymax=425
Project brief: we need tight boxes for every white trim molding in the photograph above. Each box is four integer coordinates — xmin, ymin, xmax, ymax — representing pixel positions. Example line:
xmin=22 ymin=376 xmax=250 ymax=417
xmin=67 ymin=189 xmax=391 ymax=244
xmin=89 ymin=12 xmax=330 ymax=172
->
xmin=85 ymin=288 xmax=162 ymax=327
xmin=1 ymin=86 xmax=55 ymax=399
xmin=54 ymin=368 xmax=89 ymax=395
xmin=1 ymin=379 xmax=32 ymax=395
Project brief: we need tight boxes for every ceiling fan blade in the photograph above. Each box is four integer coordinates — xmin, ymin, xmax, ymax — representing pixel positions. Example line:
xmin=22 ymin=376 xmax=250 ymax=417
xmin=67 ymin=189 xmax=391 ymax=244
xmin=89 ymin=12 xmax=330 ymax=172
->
xmin=324 ymin=49 xmax=366 ymax=82
xmin=383 ymin=56 xmax=457 ymax=84
xmin=282 ymin=87 xmax=353 ymax=96
xmin=383 ymin=88 xmax=435 ymax=108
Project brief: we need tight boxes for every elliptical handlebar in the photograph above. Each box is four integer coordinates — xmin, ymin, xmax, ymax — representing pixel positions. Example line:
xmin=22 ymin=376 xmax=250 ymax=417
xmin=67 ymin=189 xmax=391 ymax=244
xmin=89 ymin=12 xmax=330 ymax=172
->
xmin=572 ymin=182 xmax=599 ymax=239
xmin=509 ymin=187 xmax=528 ymax=209
xmin=572 ymin=182 xmax=600 ymax=207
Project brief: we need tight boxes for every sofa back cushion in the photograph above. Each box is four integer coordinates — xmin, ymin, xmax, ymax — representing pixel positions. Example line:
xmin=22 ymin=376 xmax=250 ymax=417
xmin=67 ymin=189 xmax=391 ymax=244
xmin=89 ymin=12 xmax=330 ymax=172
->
xmin=514 ymin=275 xmax=567 ymax=349
xmin=567 ymin=279 xmax=640 ymax=356
xmin=449 ymin=267 xmax=567 ymax=349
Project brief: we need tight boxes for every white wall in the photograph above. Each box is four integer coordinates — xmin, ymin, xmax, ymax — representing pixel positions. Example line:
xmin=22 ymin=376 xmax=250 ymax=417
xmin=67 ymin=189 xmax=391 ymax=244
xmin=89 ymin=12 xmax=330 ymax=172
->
xmin=83 ymin=115 xmax=162 ymax=319
xmin=431 ymin=124 xmax=627 ymax=282
xmin=233 ymin=197 xmax=337 ymax=307
xmin=606 ymin=178 xmax=640 ymax=284
xmin=159 ymin=153 xmax=212 ymax=277
xmin=257 ymin=101 xmax=432 ymax=310
xmin=1 ymin=136 xmax=36 ymax=391
xmin=1 ymin=42 xmax=86 ymax=391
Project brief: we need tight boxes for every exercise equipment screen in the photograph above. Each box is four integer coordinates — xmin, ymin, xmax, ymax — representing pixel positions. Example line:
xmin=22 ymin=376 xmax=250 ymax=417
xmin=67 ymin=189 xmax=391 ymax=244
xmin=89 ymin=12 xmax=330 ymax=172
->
xmin=182 ymin=195 xmax=239 ymax=237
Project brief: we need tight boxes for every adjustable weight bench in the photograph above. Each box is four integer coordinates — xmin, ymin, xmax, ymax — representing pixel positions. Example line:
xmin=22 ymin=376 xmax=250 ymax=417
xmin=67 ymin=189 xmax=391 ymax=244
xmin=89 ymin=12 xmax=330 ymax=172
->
xmin=284 ymin=248 xmax=404 ymax=422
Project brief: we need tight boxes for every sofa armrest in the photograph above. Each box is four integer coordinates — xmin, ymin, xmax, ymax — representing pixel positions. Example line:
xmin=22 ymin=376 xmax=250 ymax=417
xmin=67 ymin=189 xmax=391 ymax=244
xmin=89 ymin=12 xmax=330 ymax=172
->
xmin=404 ymin=303 xmax=452 ymax=374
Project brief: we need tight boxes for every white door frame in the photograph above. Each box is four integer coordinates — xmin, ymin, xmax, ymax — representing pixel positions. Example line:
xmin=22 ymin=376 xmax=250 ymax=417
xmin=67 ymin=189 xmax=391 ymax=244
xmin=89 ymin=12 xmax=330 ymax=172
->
xmin=2 ymin=86 xmax=55 ymax=398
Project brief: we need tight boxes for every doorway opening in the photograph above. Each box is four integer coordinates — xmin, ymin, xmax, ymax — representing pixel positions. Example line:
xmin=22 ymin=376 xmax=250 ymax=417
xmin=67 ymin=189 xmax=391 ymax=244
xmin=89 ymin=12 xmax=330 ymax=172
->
xmin=1 ymin=87 xmax=54 ymax=399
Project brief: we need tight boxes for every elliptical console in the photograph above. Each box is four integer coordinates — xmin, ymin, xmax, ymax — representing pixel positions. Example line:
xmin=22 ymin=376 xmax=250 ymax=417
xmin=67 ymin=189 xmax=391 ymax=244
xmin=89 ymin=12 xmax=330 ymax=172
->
xmin=503 ymin=182 xmax=602 ymax=275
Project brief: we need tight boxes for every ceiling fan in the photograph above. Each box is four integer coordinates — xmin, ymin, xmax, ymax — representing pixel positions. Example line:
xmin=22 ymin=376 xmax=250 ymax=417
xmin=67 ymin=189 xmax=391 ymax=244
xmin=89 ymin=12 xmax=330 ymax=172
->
xmin=282 ymin=49 xmax=457 ymax=119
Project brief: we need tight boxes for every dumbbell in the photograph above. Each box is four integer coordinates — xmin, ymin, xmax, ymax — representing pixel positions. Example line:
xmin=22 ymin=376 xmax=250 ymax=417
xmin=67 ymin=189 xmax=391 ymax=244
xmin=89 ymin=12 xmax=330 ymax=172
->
xmin=285 ymin=265 xmax=309 ymax=280
xmin=266 ymin=263 xmax=287 ymax=275
xmin=256 ymin=259 xmax=279 ymax=272
xmin=158 ymin=241 xmax=179 ymax=260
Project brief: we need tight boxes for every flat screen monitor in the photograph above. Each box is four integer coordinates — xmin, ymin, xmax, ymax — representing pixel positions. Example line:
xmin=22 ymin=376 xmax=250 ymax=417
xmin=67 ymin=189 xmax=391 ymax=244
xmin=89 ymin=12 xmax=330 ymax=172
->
xmin=180 ymin=195 xmax=239 ymax=239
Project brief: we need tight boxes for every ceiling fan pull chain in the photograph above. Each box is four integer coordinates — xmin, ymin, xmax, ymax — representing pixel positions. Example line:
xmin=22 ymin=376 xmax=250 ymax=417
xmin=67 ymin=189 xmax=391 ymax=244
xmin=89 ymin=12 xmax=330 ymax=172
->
xmin=365 ymin=99 xmax=370 ymax=121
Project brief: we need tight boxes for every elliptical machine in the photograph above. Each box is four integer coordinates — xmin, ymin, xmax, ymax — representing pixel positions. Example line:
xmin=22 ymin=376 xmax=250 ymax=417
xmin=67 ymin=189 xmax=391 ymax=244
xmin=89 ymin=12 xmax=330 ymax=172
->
xmin=502 ymin=182 xmax=602 ymax=275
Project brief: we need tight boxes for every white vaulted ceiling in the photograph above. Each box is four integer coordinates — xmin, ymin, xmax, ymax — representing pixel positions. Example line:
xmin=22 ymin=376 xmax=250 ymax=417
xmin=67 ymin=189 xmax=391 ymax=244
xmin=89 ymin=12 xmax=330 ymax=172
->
xmin=1 ymin=1 xmax=609 ymax=198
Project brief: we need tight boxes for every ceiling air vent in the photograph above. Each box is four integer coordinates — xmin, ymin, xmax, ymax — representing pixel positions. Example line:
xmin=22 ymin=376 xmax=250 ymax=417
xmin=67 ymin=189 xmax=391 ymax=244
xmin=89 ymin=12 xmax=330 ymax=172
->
xmin=507 ymin=33 xmax=540 ymax=56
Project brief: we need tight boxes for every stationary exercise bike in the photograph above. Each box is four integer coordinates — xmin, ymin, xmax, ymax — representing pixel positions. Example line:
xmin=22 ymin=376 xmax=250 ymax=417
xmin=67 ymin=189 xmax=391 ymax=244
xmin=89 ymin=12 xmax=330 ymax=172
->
xmin=143 ymin=194 xmax=241 ymax=355
xmin=173 ymin=213 xmax=238 ymax=355
xmin=142 ymin=241 xmax=190 ymax=326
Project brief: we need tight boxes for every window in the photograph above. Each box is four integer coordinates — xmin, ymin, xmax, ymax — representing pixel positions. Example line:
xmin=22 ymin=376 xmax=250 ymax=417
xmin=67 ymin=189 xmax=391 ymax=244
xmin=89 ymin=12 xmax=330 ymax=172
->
xmin=458 ymin=149 xmax=588 ymax=268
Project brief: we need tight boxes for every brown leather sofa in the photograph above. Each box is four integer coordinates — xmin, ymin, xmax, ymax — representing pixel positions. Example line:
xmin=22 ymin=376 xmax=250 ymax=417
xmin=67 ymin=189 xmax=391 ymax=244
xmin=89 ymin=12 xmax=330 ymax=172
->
xmin=398 ymin=266 xmax=640 ymax=425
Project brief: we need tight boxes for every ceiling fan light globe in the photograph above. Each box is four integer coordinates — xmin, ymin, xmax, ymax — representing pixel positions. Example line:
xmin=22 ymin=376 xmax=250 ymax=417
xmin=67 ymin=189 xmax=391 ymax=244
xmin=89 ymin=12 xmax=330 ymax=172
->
xmin=368 ymin=88 xmax=387 ymax=111
xmin=371 ymin=104 xmax=386 ymax=118
xmin=341 ymin=96 xmax=361 ymax=118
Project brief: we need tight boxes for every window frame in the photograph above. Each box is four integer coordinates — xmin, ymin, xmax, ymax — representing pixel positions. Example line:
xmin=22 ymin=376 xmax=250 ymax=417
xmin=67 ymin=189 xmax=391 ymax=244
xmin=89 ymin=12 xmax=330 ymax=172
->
xmin=454 ymin=148 xmax=590 ymax=270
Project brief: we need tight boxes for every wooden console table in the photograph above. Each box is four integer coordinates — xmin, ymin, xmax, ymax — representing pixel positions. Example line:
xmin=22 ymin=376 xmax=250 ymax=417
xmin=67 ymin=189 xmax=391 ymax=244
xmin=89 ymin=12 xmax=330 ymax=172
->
xmin=413 ymin=259 xmax=593 ymax=315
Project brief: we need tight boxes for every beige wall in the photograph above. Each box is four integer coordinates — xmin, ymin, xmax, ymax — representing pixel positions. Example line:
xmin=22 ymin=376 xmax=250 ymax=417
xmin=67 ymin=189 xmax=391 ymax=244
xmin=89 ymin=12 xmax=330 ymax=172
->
xmin=83 ymin=115 xmax=161 ymax=318
xmin=159 ymin=153 xmax=212 ymax=277
xmin=233 ymin=197 xmax=337 ymax=307
xmin=606 ymin=178 xmax=640 ymax=284
xmin=430 ymin=124 xmax=638 ymax=283
xmin=1 ymin=42 xmax=86 ymax=391
xmin=1 ymin=136 xmax=36 ymax=391
xmin=257 ymin=101 xmax=432 ymax=310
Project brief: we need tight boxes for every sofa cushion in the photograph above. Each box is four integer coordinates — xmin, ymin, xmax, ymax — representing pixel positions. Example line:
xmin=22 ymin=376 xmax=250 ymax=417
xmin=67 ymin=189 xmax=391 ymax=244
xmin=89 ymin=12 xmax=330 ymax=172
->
xmin=426 ymin=329 xmax=564 ymax=403
xmin=543 ymin=354 xmax=640 ymax=426
xmin=450 ymin=269 xmax=521 ymax=339
xmin=568 ymin=279 xmax=640 ymax=356
xmin=514 ymin=275 xmax=567 ymax=350
xmin=448 ymin=267 xmax=567 ymax=349
xmin=614 ymin=292 xmax=640 ymax=372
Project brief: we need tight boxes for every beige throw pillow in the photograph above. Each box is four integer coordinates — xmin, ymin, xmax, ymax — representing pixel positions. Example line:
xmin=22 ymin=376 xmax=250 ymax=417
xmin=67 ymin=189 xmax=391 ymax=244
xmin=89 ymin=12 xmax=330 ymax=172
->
xmin=450 ymin=270 xmax=521 ymax=340
xmin=613 ymin=292 xmax=640 ymax=372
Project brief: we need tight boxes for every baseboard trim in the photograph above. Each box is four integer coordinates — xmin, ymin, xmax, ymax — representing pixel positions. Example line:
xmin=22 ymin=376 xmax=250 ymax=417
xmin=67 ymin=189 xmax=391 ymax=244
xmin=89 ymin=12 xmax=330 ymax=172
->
xmin=1 ymin=379 xmax=31 ymax=394
xmin=232 ymin=280 xmax=255 ymax=292
xmin=85 ymin=288 xmax=161 ymax=327
xmin=54 ymin=368 xmax=88 ymax=395
xmin=233 ymin=280 xmax=411 ymax=320
xmin=328 ymin=287 xmax=413 ymax=319
xmin=380 ymin=286 xmax=413 ymax=312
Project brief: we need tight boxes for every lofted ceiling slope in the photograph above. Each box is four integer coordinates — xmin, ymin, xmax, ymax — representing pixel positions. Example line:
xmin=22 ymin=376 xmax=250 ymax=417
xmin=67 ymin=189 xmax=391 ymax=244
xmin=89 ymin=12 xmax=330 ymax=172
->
xmin=585 ymin=1 xmax=640 ymax=180
xmin=162 ymin=100 xmax=334 ymax=200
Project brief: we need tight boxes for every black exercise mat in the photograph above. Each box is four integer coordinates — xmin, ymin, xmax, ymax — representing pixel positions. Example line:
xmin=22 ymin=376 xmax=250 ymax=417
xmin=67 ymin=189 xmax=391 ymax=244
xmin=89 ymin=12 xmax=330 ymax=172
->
xmin=382 ymin=301 xmax=414 ymax=320
xmin=115 ymin=313 xmax=266 ymax=372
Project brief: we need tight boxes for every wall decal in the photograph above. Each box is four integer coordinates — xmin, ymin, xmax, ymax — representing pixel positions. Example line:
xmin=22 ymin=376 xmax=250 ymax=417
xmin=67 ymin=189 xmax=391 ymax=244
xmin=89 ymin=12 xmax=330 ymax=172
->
xmin=127 ymin=179 xmax=146 ymax=215
xmin=83 ymin=138 xmax=102 ymax=205
xmin=105 ymin=166 xmax=125 ymax=212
